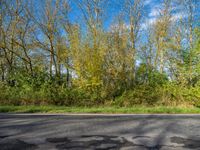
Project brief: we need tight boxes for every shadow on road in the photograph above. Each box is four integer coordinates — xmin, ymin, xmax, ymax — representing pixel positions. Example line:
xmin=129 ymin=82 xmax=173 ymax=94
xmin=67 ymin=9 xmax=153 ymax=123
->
xmin=171 ymin=136 xmax=200 ymax=149
xmin=0 ymin=139 xmax=38 ymax=150
xmin=0 ymin=114 xmax=200 ymax=150
xmin=47 ymin=135 xmax=133 ymax=150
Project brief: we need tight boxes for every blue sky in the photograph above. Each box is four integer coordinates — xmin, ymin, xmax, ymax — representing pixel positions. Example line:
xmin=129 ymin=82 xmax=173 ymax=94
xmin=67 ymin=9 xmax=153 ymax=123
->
xmin=33 ymin=0 xmax=199 ymax=31
xmin=67 ymin=0 xmax=200 ymax=30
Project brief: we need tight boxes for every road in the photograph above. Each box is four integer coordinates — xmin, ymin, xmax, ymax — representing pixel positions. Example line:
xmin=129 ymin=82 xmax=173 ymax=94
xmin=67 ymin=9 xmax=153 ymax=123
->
xmin=0 ymin=114 xmax=200 ymax=150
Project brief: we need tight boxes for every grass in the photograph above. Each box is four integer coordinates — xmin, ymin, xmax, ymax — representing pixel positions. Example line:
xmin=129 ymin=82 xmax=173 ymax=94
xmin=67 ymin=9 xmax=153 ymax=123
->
xmin=0 ymin=105 xmax=200 ymax=114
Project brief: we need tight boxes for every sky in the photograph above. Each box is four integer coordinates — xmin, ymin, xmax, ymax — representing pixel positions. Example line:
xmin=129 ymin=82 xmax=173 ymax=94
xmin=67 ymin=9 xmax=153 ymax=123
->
xmin=67 ymin=0 xmax=200 ymax=30
xmin=32 ymin=0 xmax=200 ymax=32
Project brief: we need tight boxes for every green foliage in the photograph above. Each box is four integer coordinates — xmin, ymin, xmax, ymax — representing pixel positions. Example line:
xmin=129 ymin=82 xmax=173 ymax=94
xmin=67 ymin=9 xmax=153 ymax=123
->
xmin=0 ymin=0 xmax=200 ymax=108
xmin=1 ymin=105 xmax=200 ymax=114
xmin=114 ymin=85 xmax=162 ymax=106
xmin=136 ymin=63 xmax=168 ymax=86
xmin=1 ymin=67 xmax=200 ymax=107
xmin=0 ymin=73 xmax=100 ymax=106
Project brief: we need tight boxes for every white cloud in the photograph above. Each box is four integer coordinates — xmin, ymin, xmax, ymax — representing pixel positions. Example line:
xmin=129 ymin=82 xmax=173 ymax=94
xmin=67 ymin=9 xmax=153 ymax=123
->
xmin=141 ymin=1 xmax=188 ymax=30
xmin=141 ymin=12 xmax=186 ymax=30
xmin=149 ymin=7 xmax=160 ymax=18
xmin=148 ymin=2 xmax=163 ymax=17
xmin=171 ymin=12 xmax=187 ymax=22
xmin=109 ymin=23 xmax=131 ymax=34
xmin=144 ymin=0 xmax=152 ymax=6
xmin=141 ymin=17 xmax=157 ymax=30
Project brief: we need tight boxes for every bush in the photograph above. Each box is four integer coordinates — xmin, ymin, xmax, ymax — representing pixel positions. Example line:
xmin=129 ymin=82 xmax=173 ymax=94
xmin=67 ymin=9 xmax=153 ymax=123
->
xmin=0 ymin=79 xmax=99 ymax=106
xmin=1 ymin=69 xmax=200 ymax=107
xmin=113 ymin=81 xmax=200 ymax=107
xmin=114 ymin=84 xmax=162 ymax=106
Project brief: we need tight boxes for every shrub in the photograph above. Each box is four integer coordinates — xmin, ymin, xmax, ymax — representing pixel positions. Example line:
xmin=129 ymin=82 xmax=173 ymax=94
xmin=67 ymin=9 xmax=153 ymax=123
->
xmin=114 ymin=84 xmax=162 ymax=106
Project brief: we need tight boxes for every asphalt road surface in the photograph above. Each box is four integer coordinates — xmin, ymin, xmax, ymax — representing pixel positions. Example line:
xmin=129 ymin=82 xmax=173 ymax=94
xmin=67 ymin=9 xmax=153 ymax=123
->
xmin=0 ymin=114 xmax=200 ymax=150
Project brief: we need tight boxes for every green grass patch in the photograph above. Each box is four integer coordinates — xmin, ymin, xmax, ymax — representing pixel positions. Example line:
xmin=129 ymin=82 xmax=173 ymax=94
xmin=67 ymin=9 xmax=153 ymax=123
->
xmin=0 ymin=105 xmax=200 ymax=114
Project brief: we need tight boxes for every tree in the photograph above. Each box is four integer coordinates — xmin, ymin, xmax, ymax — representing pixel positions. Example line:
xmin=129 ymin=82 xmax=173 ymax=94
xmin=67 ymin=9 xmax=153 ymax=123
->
xmin=124 ymin=0 xmax=144 ymax=84
xmin=0 ymin=0 xmax=35 ymax=81
xmin=153 ymin=0 xmax=172 ymax=73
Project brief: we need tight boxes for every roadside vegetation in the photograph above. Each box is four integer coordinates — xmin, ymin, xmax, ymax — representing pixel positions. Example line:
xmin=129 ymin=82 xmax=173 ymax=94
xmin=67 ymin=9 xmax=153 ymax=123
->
xmin=1 ymin=105 xmax=200 ymax=114
xmin=0 ymin=0 xmax=200 ymax=109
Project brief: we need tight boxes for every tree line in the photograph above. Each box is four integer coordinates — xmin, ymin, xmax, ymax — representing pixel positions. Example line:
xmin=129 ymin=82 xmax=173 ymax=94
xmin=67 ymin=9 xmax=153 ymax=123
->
xmin=0 ymin=0 xmax=200 ymax=106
